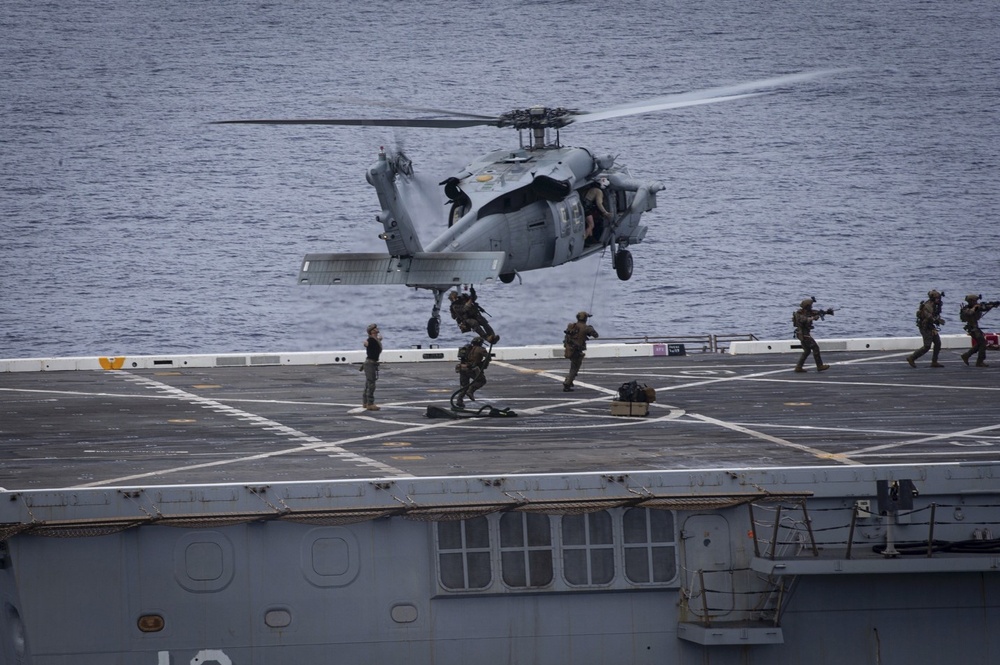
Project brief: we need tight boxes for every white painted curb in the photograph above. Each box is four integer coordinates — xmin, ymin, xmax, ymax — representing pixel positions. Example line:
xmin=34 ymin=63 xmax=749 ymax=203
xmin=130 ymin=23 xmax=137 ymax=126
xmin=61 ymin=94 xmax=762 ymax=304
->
xmin=0 ymin=336 xmax=983 ymax=372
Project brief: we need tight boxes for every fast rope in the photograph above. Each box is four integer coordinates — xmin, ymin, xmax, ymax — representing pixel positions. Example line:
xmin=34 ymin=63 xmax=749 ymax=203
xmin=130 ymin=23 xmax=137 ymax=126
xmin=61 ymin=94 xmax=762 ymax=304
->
xmin=587 ymin=246 xmax=609 ymax=316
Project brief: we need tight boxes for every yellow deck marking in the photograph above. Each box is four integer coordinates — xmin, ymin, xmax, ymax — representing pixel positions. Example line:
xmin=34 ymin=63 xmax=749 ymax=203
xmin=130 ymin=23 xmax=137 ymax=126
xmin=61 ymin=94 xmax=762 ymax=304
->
xmin=98 ymin=357 xmax=125 ymax=370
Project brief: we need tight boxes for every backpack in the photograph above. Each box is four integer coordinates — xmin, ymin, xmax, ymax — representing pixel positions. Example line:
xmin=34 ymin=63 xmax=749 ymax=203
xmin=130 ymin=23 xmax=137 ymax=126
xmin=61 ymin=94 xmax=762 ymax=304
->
xmin=455 ymin=344 xmax=471 ymax=373
xmin=563 ymin=324 xmax=581 ymax=358
xmin=617 ymin=380 xmax=648 ymax=403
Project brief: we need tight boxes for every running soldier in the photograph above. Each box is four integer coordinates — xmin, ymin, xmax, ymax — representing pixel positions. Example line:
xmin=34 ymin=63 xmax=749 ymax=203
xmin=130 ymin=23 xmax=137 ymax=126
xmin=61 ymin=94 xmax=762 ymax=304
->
xmin=959 ymin=294 xmax=999 ymax=367
xmin=563 ymin=311 xmax=599 ymax=391
xmin=793 ymin=298 xmax=833 ymax=373
xmin=907 ymin=290 xmax=945 ymax=368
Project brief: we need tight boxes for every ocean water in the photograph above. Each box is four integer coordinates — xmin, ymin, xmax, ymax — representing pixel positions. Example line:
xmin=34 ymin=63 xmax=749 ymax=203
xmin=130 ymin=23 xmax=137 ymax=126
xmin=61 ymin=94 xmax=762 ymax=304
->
xmin=2 ymin=0 xmax=998 ymax=358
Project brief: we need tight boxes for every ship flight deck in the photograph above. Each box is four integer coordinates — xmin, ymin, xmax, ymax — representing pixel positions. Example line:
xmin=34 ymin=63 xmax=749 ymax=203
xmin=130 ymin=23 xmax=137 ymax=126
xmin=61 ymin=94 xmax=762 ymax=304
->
xmin=2 ymin=341 xmax=998 ymax=491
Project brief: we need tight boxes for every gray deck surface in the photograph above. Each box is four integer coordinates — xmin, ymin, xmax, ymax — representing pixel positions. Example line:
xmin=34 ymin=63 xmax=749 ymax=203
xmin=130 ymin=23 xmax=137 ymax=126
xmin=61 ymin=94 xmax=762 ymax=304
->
xmin=2 ymin=348 xmax=998 ymax=490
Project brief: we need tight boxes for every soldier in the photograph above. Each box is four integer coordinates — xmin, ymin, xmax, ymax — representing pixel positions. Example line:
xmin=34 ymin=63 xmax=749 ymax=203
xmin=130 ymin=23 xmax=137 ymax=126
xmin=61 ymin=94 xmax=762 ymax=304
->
xmin=583 ymin=177 xmax=611 ymax=245
xmin=454 ymin=337 xmax=490 ymax=409
xmin=959 ymin=294 xmax=999 ymax=367
xmin=907 ymin=290 xmax=945 ymax=368
xmin=793 ymin=298 xmax=833 ymax=373
xmin=448 ymin=287 xmax=500 ymax=343
xmin=362 ymin=323 xmax=382 ymax=411
xmin=563 ymin=311 xmax=599 ymax=391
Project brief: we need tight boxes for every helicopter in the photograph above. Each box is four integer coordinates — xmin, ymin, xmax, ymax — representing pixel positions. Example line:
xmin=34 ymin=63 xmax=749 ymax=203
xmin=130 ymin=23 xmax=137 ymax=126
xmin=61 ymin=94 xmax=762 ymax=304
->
xmin=215 ymin=70 xmax=835 ymax=338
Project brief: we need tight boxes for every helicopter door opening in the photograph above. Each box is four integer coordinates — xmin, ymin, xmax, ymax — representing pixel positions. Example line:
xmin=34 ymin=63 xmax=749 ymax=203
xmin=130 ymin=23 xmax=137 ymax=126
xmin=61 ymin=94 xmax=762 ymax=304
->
xmin=551 ymin=196 xmax=585 ymax=265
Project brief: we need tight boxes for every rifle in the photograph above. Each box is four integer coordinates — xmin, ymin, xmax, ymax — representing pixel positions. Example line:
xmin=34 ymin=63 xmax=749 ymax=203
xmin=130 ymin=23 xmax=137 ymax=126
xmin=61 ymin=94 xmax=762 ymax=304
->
xmin=467 ymin=285 xmax=491 ymax=317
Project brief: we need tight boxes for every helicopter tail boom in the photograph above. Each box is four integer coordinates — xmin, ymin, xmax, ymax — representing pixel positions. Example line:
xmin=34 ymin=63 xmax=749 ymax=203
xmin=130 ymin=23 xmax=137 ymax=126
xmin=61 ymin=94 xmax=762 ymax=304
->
xmin=297 ymin=251 xmax=506 ymax=288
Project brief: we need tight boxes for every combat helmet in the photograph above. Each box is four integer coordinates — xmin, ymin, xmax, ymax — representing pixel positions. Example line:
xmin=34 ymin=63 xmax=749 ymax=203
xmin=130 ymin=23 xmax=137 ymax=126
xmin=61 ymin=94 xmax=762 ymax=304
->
xmin=471 ymin=336 xmax=484 ymax=345
xmin=800 ymin=299 xmax=814 ymax=309
xmin=366 ymin=323 xmax=379 ymax=333
xmin=966 ymin=294 xmax=980 ymax=304
xmin=577 ymin=311 xmax=590 ymax=321
xmin=928 ymin=290 xmax=942 ymax=299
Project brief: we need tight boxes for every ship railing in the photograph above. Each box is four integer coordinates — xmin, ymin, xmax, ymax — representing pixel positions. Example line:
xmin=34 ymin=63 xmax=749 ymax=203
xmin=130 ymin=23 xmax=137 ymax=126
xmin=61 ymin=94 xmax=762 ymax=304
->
xmin=748 ymin=499 xmax=1000 ymax=566
xmin=600 ymin=332 xmax=758 ymax=354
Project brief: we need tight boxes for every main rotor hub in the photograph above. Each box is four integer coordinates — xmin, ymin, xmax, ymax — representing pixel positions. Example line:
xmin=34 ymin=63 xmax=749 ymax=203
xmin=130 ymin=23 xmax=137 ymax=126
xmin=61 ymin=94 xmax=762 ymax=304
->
xmin=496 ymin=107 xmax=579 ymax=130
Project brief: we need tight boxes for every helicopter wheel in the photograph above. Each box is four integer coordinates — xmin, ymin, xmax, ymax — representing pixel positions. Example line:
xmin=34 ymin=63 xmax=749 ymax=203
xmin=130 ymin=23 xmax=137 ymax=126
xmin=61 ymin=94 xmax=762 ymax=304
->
xmin=499 ymin=272 xmax=516 ymax=284
xmin=427 ymin=316 xmax=440 ymax=339
xmin=614 ymin=249 xmax=633 ymax=281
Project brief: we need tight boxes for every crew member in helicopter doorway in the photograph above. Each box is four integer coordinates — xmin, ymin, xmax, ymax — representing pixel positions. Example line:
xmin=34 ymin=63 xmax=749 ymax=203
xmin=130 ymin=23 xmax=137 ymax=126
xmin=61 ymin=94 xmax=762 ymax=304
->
xmin=583 ymin=177 xmax=611 ymax=245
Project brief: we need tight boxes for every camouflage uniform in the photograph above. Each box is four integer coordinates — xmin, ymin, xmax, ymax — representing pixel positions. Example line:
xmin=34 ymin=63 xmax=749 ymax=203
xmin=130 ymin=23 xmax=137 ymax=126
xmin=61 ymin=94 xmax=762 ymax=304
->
xmin=563 ymin=312 xmax=599 ymax=391
xmin=362 ymin=324 xmax=382 ymax=410
xmin=907 ymin=290 xmax=944 ymax=368
xmin=448 ymin=289 xmax=499 ymax=343
xmin=793 ymin=300 xmax=831 ymax=372
xmin=454 ymin=338 xmax=489 ymax=408
xmin=960 ymin=294 xmax=997 ymax=367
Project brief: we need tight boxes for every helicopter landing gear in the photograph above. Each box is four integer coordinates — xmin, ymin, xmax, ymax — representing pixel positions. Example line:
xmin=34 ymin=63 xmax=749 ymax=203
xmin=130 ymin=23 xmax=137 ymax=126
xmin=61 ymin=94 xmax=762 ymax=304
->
xmin=499 ymin=272 xmax=516 ymax=284
xmin=427 ymin=288 xmax=445 ymax=339
xmin=614 ymin=249 xmax=633 ymax=281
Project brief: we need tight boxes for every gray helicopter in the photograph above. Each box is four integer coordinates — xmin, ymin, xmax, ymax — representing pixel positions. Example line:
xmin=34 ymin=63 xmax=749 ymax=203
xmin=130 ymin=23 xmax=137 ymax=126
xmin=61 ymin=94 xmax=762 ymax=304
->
xmin=215 ymin=71 xmax=835 ymax=338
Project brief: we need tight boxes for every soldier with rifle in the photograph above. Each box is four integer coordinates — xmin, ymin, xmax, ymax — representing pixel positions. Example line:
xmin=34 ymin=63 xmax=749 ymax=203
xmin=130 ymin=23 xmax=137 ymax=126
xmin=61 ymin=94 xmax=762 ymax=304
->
xmin=563 ymin=311 xmax=599 ymax=391
xmin=959 ymin=294 xmax=999 ymax=367
xmin=793 ymin=297 xmax=834 ymax=373
xmin=907 ymin=290 xmax=945 ymax=368
xmin=453 ymin=336 xmax=490 ymax=409
xmin=448 ymin=286 xmax=500 ymax=344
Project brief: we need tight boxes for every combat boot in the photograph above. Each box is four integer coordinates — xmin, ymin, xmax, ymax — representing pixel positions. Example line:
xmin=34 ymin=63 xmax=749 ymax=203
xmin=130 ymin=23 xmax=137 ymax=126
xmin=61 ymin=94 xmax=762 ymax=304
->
xmin=977 ymin=361 xmax=989 ymax=367
xmin=931 ymin=361 xmax=943 ymax=368
xmin=489 ymin=334 xmax=500 ymax=344
xmin=794 ymin=365 xmax=806 ymax=373
xmin=366 ymin=404 xmax=381 ymax=411
xmin=961 ymin=353 xmax=971 ymax=365
xmin=817 ymin=364 xmax=830 ymax=372
xmin=906 ymin=356 xmax=916 ymax=368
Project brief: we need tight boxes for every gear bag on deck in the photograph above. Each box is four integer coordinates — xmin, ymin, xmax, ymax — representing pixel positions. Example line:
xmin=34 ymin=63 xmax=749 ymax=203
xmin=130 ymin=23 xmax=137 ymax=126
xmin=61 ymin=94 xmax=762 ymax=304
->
xmin=617 ymin=380 xmax=655 ymax=403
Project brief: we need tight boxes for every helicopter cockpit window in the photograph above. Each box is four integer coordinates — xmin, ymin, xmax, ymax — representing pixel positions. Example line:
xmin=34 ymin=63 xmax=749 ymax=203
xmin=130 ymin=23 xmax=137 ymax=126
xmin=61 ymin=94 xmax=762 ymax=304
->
xmin=558 ymin=206 xmax=570 ymax=238
xmin=477 ymin=184 xmax=542 ymax=220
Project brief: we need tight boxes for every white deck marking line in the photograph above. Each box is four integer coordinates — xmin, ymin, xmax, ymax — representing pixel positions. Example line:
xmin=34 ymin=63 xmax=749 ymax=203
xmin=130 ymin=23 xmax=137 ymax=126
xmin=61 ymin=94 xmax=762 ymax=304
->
xmin=686 ymin=413 xmax=863 ymax=465
xmin=496 ymin=360 xmax=861 ymax=465
xmin=849 ymin=422 xmax=1000 ymax=456
xmin=853 ymin=450 xmax=1000 ymax=458
xmin=730 ymin=421 xmax=1000 ymax=440
xmin=71 ymin=372 xmax=415 ymax=487
xmin=0 ymin=387 xmax=181 ymax=399
xmin=749 ymin=377 xmax=1000 ymax=392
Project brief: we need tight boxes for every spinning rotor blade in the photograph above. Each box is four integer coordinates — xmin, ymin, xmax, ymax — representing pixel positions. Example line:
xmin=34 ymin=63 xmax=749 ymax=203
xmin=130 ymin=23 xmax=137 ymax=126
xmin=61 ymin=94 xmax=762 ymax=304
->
xmin=573 ymin=93 xmax=767 ymax=124
xmin=211 ymin=117 xmax=499 ymax=129
xmin=212 ymin=70 xmax=841 ymax=132
xmin=337 ymin=98 xmax=498 ymax=120
xmin=571 ymin=69 xmax=840 ymax=124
